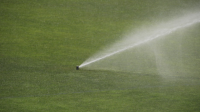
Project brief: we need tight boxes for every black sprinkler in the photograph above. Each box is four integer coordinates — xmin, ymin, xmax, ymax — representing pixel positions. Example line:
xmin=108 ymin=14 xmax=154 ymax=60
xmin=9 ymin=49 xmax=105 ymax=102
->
xmin=76 ymin=66 xmax=79 ymax=70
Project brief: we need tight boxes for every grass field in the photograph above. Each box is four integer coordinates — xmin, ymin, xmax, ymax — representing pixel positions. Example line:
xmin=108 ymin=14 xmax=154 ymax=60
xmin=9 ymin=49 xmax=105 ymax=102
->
xmin=1 ymin=0 xmax=200 ymax=111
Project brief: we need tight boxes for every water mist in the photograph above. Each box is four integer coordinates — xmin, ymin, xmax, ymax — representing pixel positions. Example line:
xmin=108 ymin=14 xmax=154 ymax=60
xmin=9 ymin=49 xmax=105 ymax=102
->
xmin=78 ymin=12 xmax=200 ymax=76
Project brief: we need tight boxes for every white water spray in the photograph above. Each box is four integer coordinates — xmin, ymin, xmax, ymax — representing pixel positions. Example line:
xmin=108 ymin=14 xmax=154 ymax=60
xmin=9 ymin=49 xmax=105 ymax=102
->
xmin=79 ymin=12 xmax=200 ymax=70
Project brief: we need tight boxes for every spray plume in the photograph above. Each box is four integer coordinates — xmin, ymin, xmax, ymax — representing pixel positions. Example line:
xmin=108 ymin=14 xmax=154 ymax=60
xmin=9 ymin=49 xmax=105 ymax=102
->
xmin=79 ymin=12 xmax=200 ymax=69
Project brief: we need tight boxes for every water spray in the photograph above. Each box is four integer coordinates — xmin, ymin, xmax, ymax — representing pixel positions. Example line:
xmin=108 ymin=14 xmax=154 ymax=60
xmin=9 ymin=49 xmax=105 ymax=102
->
xmin=78 ymin=12 xmax=200 ymax=69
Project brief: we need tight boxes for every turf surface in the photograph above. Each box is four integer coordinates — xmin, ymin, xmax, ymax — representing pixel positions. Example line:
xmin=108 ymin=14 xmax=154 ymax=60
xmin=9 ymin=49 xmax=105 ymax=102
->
xmin=0 ymin=0 xmax=200 ymax=111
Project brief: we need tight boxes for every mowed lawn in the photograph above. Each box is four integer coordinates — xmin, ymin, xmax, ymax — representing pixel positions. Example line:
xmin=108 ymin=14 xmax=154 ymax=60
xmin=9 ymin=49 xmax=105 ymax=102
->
xmin=0 ymin=0 xmax=200 ymax=111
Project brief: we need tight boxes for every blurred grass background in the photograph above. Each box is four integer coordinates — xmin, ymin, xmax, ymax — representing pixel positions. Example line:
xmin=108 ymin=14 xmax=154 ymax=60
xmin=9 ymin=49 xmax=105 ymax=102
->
xmin=0 ymin=0 xmax=200 ymax=111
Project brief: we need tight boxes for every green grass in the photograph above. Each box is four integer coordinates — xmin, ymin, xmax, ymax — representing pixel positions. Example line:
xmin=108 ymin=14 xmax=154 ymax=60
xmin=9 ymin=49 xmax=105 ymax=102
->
xmin=1 ymin=0 xmax=200 ymax=111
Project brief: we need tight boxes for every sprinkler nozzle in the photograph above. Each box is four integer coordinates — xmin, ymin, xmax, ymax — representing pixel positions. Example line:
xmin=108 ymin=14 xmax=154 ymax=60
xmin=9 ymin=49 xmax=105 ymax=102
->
xmin=76 ymin=66 xmax=79 ymax=70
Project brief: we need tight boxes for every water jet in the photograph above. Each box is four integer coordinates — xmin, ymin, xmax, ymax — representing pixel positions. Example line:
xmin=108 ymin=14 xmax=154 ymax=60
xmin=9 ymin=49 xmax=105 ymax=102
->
xmin=79 ymin=12 xmax=200 ymax=74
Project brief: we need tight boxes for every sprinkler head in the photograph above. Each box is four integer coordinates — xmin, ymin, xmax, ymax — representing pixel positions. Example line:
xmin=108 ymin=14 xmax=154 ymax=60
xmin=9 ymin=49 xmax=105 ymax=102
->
xmin=76 ymin=66 xmax=79 ymax=70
